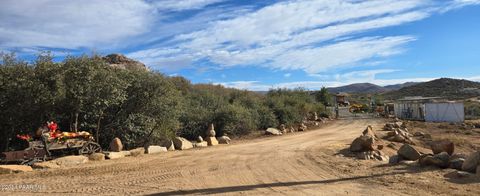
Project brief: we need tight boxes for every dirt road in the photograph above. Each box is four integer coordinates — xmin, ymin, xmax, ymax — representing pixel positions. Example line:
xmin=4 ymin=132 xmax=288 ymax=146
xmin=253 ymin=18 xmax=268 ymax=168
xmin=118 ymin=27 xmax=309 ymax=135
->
xmin=0 ymin=118 xmax=467 ymax=195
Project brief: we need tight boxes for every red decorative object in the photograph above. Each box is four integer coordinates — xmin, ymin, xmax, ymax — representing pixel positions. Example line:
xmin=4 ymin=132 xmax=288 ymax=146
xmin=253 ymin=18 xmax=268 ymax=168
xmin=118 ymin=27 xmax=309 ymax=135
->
xmin=16 ymin=134 xmax=32 ymax=141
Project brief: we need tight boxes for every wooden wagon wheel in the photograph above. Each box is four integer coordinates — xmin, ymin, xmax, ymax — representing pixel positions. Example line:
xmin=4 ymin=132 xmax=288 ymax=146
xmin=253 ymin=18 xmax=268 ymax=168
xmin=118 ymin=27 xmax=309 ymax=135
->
xmin=78 ymin=142 xmax=102 ymax=155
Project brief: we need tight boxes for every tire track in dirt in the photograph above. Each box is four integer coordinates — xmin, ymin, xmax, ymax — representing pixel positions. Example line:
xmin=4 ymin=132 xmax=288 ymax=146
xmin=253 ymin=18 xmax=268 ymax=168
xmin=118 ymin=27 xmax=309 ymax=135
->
xmin=0 ymin=118 xmax=410 ymax=195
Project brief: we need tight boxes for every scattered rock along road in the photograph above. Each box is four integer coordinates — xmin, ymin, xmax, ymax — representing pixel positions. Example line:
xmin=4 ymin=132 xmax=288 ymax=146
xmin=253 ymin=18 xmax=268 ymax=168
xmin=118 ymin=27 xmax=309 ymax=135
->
xmin=2 ymin=119 xmax=411 ymax=195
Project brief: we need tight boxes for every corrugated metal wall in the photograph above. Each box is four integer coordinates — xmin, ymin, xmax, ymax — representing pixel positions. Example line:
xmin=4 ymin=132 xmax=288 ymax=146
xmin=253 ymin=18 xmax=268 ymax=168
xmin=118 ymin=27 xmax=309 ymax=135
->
xmin=394 ymin=102 xmax=425 ymax=120
xmin=425 ymin=102 xmax=464 ymax=123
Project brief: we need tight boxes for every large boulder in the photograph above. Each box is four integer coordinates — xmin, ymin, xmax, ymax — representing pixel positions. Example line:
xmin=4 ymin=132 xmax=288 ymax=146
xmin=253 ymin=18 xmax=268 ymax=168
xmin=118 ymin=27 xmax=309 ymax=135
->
xmin=0 ymin=165 xmax=33 ymax=174
xmin=88 ymin=153 xmax=105 ymax=161
xmin=432 ymin=152 xmax=450 ymax=168
xmin=173 ymin=137 xmax=193 ymax=150
xmin=462 ymin=151 xmax=480 ymax=172
xmin=207 ymin=123 xmax=216 ymax=137
xmin=398 ymin=144 xmax=421 ymax=161
xmin=105 ymin=152 xmax=125 ymax=160
xmin=350 ymin=135 xmax=375 ymax=152
xmin=265 ymin=128 xmax=282 ymax=135
xmin=194 ymin=141 xmax=208 ymax=147
xmin=54 ymin=155 xmax=89 ymax=166
xmin=129 ymin=148 xmax=145 ymax=157
xmin=217 ymin=136 xmax=231 ymax=144
xmin=430 ymin=140 xmax=454 ymax=155
xmin=205 ymin=137 xmax=219 ymax=146
xmin=161 ymin=140 xmax=175 ymax=151
xmin=146 ymin=146 xmax=167 ymax=154
xmin=449 ymin=158 xmax=465 ymax=170
xmin=109 ymin=137 xmax=123 ymax=152
xmin=362 ymin=125 xmax=377 ymax=139
xmin=32 ymin=161 xmax=60 ymax=169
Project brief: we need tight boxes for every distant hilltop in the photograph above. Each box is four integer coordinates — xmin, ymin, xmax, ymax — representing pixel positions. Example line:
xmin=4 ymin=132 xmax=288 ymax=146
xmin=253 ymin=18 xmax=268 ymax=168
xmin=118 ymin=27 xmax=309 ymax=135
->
xmin=103 ymin=53 xmax=148 ymax=71
xmin=327 ymin=82 xmax=418 ymax=94
xmin=382 ymin=78 xmax=480 ymax=100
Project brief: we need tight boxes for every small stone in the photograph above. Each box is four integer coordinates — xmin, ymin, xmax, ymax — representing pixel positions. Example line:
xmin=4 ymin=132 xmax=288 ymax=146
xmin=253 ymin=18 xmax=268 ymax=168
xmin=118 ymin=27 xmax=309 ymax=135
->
xmin=197 ymin=136 xmax=204 ymax=143
xmin=387 ymin=143 xmax=397 ymax=149
xmin=389 ymin=155 xmax=401 ymax=164
xmin=377 ymin=144 xmax=384 ymax=150
xmin=414 ymin=132 xmax=425 ymax=137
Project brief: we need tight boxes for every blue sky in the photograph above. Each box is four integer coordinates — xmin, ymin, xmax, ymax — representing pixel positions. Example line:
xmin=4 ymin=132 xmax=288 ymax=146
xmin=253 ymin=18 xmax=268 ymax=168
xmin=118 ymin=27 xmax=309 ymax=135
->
xmin=1 ymin=0 xmax=479 ymax=90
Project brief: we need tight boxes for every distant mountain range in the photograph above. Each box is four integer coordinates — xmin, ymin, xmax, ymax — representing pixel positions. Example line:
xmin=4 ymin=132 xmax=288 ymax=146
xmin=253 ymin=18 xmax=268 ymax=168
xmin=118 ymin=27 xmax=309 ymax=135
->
xmin=327 ymin=78 xmax=480 ymax=100
xmin=382 ymin=78 xmax=480 ymax=100
xmin=327 ymin=82 xmax=418 ymax=94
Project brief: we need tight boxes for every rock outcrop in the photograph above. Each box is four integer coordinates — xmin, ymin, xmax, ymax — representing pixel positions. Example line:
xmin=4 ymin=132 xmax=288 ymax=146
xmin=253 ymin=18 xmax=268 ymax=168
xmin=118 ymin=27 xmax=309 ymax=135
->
xmin=103 ymin=54 xmax=148 ymax=71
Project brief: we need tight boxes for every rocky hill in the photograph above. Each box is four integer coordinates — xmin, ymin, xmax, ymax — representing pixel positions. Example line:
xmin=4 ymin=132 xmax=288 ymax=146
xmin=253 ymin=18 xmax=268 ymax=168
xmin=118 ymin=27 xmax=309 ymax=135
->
xmin=327 ymin=82 xmax=419 ymax=94
xmin=383 ymin=78 xmax=480 ymax=100
xmin=383 ymin=82 xmax=419 ymax=91
xmin=328 ymin=83 xmax=388 ymax=93
xmin=103 ymin=54 xmax=148 ymax=71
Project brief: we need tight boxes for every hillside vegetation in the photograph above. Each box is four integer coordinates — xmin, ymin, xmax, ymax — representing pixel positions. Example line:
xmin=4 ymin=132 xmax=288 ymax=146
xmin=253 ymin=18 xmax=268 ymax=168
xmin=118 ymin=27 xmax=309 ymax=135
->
xmin=383 ymin=78 xmax=480 ymax=100
xmin=0 ymin=53 xmax=328 ymax=152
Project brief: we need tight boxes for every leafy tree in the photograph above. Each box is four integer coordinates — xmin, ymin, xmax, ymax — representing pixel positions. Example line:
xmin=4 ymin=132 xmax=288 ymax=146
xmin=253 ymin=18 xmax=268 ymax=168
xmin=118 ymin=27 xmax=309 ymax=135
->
xmin=315 ymin=87 xmax=331 ymax=108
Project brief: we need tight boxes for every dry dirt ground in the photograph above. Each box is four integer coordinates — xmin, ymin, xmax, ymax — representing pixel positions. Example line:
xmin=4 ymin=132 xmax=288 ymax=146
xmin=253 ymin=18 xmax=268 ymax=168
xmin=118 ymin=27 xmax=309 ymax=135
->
xmin=1 ymin=118 xmax=480 ymax=196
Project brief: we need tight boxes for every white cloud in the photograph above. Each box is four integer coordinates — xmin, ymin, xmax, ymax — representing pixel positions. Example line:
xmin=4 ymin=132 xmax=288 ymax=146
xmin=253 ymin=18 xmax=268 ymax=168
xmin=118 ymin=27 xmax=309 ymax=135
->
xmin=153 ymin=0 xmax=223 ymax=11
xmin=0 ymin=0 xmax=156 ymax=50
xmin=131 ymin=0 xmax=434 ymax=73
xmin=284 ymin=73 xmax=291 ymax=78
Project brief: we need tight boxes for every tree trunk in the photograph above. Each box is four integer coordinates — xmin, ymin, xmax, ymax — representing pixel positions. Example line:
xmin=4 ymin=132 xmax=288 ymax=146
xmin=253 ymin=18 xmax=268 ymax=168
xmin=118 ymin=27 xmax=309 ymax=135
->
xmin=5 ymin=127 xmax=13 ymax=151
xmin=96 ymin=111 xmax=103 ymax=143
xmin=74 ymin=112 xmax=79 ymax=132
